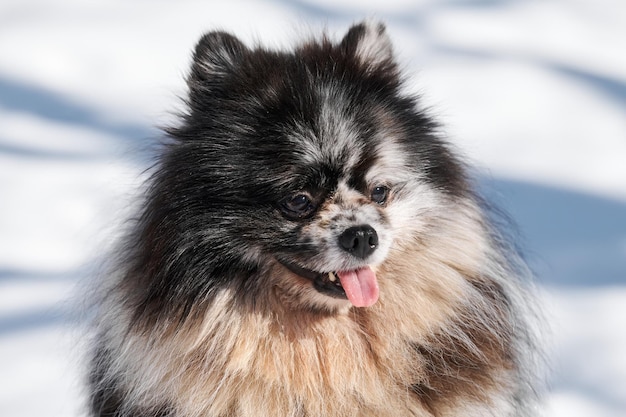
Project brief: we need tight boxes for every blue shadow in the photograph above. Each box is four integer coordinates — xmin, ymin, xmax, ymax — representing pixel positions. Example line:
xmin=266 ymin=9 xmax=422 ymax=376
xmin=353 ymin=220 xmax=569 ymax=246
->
xmin=481 ymin=177 xmax=626 ymax=287
xmin=0 ymin=76 xmax=157 ymax=162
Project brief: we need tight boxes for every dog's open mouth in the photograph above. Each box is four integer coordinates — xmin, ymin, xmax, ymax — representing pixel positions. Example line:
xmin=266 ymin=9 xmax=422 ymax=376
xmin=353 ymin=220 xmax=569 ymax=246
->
xmin=279 ymin=261 xmax=379 ymax=307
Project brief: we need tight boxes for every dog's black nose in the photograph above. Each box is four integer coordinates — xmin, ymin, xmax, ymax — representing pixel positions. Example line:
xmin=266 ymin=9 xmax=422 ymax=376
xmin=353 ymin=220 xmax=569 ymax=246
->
xmin=338 ymin=225 xmax=378 ymax=259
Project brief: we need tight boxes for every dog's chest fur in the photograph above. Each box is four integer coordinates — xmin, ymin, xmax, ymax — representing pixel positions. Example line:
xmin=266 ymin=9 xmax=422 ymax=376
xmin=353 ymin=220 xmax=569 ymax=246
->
xmin=125 ymin=235 xmax=514 ymax=417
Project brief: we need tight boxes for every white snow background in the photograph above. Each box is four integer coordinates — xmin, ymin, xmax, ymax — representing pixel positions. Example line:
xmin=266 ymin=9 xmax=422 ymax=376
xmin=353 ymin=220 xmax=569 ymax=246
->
xmin=1 ymin=0 xmax=625 ymax=416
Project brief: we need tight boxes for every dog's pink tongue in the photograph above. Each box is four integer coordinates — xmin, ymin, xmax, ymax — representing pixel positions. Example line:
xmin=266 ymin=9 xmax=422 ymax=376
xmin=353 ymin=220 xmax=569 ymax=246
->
xmin=337 ymin=267 xmax=379 ymax=307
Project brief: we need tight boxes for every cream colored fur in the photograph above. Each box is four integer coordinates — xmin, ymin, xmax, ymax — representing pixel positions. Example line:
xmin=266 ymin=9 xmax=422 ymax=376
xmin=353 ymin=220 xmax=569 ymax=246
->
xmin=96 ymin=198 xmax=524 ymax=416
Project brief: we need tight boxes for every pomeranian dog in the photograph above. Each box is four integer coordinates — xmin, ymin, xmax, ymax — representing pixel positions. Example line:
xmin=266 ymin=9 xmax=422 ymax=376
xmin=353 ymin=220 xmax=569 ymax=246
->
xmin=89 ymin=21 xmax=540 ymax=417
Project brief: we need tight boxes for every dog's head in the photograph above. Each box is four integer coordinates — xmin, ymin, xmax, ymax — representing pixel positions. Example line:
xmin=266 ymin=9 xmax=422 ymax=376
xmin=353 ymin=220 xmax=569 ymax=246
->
xmin=159 ymin=21 xmax=468 ymax=312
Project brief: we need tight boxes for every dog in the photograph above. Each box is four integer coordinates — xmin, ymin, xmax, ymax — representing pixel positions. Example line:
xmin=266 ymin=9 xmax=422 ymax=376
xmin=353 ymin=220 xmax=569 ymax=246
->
xmin=88 ymin=21 xmax=540 ymax=416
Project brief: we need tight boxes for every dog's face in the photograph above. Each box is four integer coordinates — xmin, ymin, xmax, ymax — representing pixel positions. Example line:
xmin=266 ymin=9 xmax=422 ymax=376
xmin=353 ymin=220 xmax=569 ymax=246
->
xmin=165 ymin=22 xmax=467 ymax=311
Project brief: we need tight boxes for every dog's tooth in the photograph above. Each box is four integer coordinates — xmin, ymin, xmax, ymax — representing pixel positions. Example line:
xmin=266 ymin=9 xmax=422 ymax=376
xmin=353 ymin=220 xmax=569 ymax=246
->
xmin=328 ymin=271 xmax=337 ymax=282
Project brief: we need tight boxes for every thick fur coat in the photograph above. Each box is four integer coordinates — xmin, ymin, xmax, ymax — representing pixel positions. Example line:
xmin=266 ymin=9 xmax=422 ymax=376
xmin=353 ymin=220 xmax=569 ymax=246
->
xmin=89 ymin=21 xmax=539 ymax=417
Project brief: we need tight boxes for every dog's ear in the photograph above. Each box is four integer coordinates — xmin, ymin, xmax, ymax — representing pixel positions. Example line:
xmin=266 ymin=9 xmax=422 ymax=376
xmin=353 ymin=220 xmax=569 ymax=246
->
xmin=340 ymin=21 xmax=394 ymax=71
xmin=189 ymin=31 xmax=247 ymax=84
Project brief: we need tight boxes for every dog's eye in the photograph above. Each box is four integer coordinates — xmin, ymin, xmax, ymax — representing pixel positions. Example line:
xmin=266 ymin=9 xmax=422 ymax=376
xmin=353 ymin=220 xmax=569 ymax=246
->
xmin=370 ymin=185 xmax=389 ymax=205
xmin=280 ymin=194 xmax=316 ymax=219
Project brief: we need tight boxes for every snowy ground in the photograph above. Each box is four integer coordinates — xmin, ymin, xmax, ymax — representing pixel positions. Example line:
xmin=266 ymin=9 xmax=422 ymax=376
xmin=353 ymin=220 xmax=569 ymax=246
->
xmin=1 ymin=1 xmax=624 ymax=416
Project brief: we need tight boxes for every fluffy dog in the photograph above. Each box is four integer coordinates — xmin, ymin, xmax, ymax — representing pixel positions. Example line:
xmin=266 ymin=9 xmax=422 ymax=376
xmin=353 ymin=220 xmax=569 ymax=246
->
xmin=89 ymin=21 xmax=540 ymax=416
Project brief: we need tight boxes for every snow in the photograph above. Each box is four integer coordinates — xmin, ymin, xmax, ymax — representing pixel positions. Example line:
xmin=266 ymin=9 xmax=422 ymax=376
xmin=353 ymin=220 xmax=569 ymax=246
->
xmin=1 ymin=0 xmax=624 ymax=416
